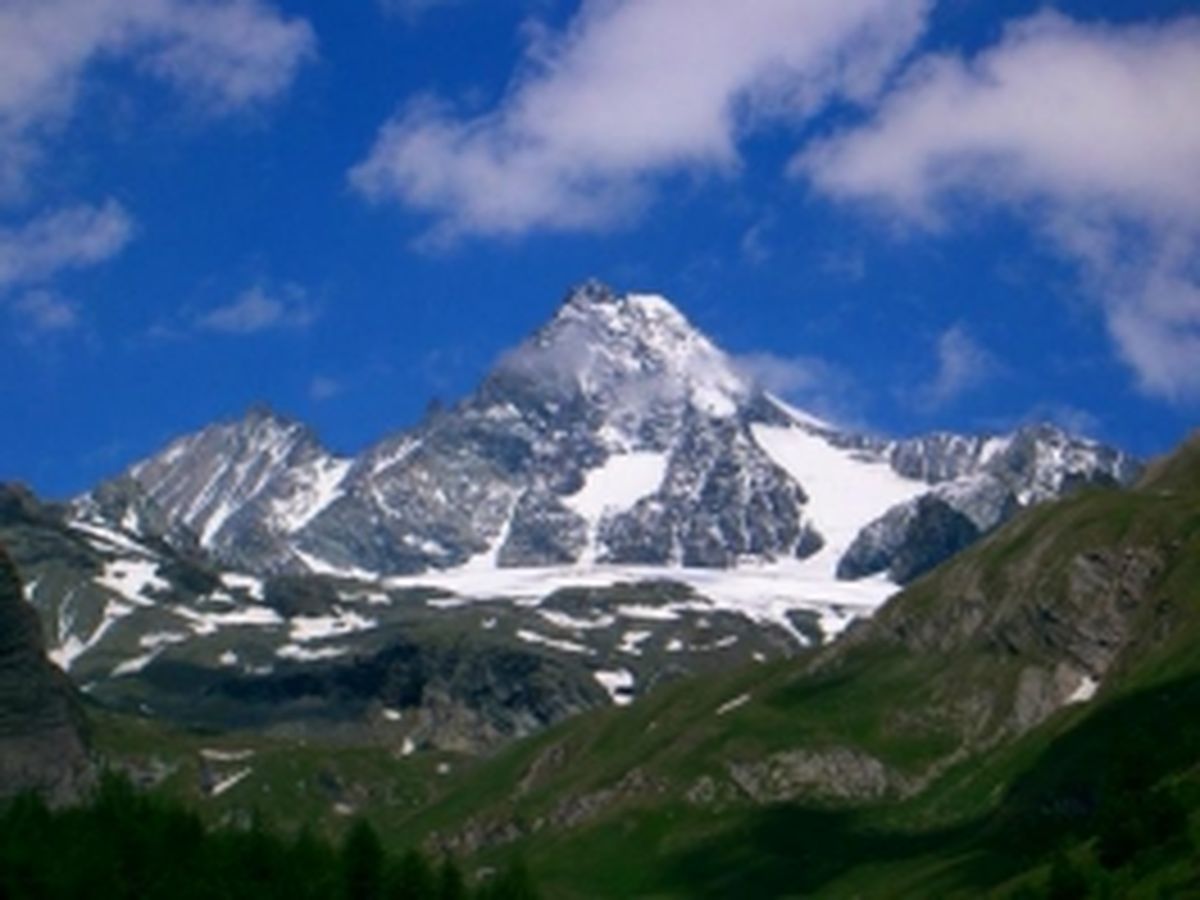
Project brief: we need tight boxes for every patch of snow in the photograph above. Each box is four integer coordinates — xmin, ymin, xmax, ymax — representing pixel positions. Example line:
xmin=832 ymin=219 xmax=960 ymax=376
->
xmin=174 ymin=604 xmax=283 ymax=635
xmin=201 ymin=748 xmax=254 ymax=762
xmin=538 ymin=609 xmax=616 ymax=631
xmin=50 ymin=600 xmax=136 ymax=671
xmin=666 ymin=638 xmax=684 ymax=653
xmin=385 ymin=557 xmax=897 ymax=645
xmin=382 ymin=708 xmax=402 ymax=722
xmin=594 ymin=668 xmax=635 ymax=706
xmin=112 ymin=650 xmax=161 ymax=677
xmin=1066 ymin=675 xmax=1099 ymax=704
xmin=618 ymin=629 xmax=653 ymax=656
xmin=563 ymin=451 xmax=667 ymax=524
xmin=751 ymin=421 xmax=928 ymax=579
xmin=276 ymin=643 xmax=350 ymax=662
xmin=369 ymin=437 xmax=421 ymax=477
xmin=343 ymin=590 xmax=391 ymax=606
xmin=482 ymin=616 xmax=497 ymax=630
xmin=219 ymin=650 xmax=239 ymax=667
xmin=617 ymin=603 xmax=682 ymax=621
xmin=289 ymin=609 xmax=376 ymax=643
xmin=138 ymin=631 xmax=189 ymax=649
xmin=426 ymin=597 xmax=470 ymax=609
xmin=980 ymin=436 xmax=1011 ymax=465
xmin=716 ymin=693 xmax=751 ymax=716
xmin=97 ymin=560 xmax=170 ymax=607
xmin=709 ymin=635 xmax=739 ymax=650
xmin=293 ymin=549 xmax=381 ymax=582
xmin=70 ymin=520 xmax=154 ymax=556
xmin=401 ymin=737 xmax=416 ymax=756
xmin=268 ymin=457 xmax=351 ymax=533
xmin=209 ymin=767 xmax=252 ymax=798
xmin=516 ymin=629 xmax=595 ymax=656
xmin=221 ymin=573 xmax=264 ymax=600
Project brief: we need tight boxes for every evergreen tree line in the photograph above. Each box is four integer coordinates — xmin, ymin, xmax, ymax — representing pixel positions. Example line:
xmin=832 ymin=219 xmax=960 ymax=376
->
xmin=0 ymin=774 xmax=538 ymax=900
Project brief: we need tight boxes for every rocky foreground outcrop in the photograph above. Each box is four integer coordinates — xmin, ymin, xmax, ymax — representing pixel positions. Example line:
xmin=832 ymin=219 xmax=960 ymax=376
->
xmin=0 ymin=545 xmax=92 ymax=804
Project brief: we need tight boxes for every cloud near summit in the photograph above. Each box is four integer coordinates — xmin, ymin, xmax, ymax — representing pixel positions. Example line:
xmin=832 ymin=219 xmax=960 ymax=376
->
xmin=350 ymin=0 xmax=931 ymax=241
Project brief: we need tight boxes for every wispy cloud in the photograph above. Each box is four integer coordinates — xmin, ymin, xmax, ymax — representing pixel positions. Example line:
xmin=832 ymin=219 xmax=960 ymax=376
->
xmin=740 ymin=218 xmax=773 ymax=266
xmin=799 ymin=12 xmax=1200 ymax=402
xmin=197 ymin=284 xmax=317 ymax=335
xmin=911 ymin=325 xmax=999 ymax=412
xmin=735 ymin=351 xmax=862 ymax=427
xmin=10 ymin=289 xmax=79 ymax=337
xmin=351 ymin=0 xmax=931 ymax=242
xmin=0 ymin=199 xmax=133 ymax=291
xmin=0 ymin=0 xmax=315 ymax=202
xmin=308 ymin=375 xmax=342 ymax=401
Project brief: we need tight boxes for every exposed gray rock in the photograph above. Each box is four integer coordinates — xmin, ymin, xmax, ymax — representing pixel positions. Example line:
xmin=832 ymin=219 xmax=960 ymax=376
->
xmin=498 ymin=488 xmax=588 ymax=567
xmin=728 ymin=747 xmax=895 ymax=804
xmin=601 ymin=413 xmax=818 ymax=567
xmin=838 ymin=495 xmax=982 ymax=583
xmin=0 ymin=545 xmax=92 ymax=804
xmin=838 ymin=424 xmax=1138 ymax=584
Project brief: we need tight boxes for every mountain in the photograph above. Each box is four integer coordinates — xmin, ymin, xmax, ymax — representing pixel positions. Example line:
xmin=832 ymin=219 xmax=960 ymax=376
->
xmin=0 ymin=540 xmax=92 ymax=804
xmin=79 ymin=282 xmax=1138 ymax=588
xmin=10 ymin=282 xmax=1141 ymax=746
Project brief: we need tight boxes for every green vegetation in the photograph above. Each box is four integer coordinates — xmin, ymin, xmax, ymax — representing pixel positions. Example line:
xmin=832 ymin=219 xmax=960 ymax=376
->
xmin=27 ymin=435 xmax=1200 ymax=897
xmin=0 ymin=773 xmax=539 ymax=900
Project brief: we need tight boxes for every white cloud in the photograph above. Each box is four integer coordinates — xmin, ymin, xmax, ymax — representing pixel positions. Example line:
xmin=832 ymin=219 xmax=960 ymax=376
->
xmin=0 ymin=0 xmax=315 ymax=200
xmin=798 ymin=12 xmax=1200 ymax=402
xmin=913 ymin=325 xmax=998 ymax=412
xmin=0 ymin=199 xmax=133 ymax=290
xmin=197 ymin=284 xmax=316 ymax=335
xmin=10 ymin=289 xmax=79 ymax=335
xmin=351 ymin=0 xmax=930 ymax=241
xmin=309 ymin=375 xmax=342 ymax=401
xmin=735 ymin=351 xmax=860 ymax=426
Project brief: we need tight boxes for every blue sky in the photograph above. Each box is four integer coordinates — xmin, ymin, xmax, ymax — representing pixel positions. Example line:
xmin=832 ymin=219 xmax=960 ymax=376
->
xmin=1 ymin=0 xmax=1197 ymax=498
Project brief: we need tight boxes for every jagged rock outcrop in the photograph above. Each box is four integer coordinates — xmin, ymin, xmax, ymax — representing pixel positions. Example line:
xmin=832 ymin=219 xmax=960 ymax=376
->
xmin=838 ymin=424 xmax=1137 ymax=583
xmin=0 ymin=545 xmax=92 ymax=803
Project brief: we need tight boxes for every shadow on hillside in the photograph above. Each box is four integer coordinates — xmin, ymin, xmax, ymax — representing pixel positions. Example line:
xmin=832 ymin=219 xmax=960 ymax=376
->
xmin=654 ymin=804 xmax=980 ymax=898
xmin=655 ymin=673 xmax=1200 ymax=897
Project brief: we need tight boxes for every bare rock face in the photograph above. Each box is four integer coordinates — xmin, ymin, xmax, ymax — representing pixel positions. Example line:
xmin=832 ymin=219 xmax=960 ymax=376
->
xmin=0 ymin=545 xmax=92 ymax=804
xmin=728 ymin=747 xmax=895 ymax=803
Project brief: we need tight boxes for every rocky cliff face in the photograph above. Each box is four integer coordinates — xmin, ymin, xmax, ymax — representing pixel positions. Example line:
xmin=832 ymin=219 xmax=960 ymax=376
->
xmin=0 ymin=545 xmax=91 ymax=804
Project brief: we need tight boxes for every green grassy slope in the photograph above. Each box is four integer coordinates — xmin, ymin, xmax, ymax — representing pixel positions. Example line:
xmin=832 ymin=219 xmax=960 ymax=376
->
xmin=90 ymin=434 xmax=1200 ymax=897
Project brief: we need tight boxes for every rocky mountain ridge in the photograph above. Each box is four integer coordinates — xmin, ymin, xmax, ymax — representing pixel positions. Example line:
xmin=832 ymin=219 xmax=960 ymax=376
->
xmin=77 ymin=282 xmax=1139 ymax=586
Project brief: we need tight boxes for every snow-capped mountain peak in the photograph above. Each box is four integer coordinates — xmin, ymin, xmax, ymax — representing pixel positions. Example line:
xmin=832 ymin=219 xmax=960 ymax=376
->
xmin=82 ymin=406 xmax=350 ymax=568
xmin=493 ymin=282 xmax=749 ymax=445
xmin=78 ymin=283 xmax=1139 ymax=601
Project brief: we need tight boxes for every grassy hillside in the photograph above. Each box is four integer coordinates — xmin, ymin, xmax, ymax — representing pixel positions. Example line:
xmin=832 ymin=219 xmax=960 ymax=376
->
xmin=88 ymin=435 xmax=1200 ymax=897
